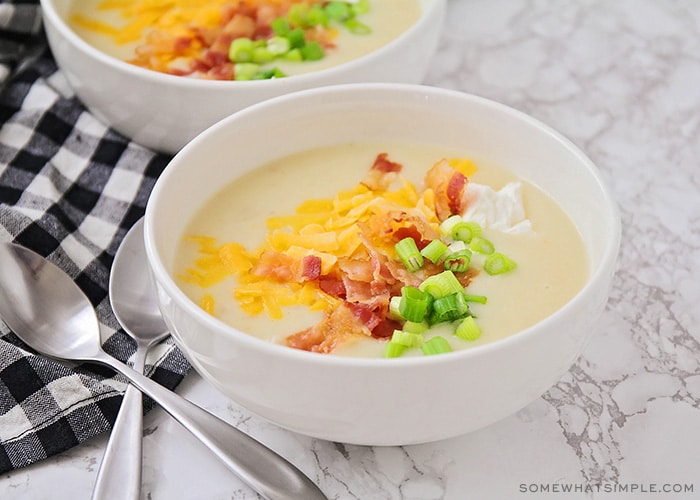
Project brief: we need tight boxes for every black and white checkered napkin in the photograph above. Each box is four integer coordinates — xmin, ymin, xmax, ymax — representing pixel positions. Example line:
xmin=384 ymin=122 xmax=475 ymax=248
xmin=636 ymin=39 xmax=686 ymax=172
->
xmin=0 ymin=0 xmax=191 ymax=473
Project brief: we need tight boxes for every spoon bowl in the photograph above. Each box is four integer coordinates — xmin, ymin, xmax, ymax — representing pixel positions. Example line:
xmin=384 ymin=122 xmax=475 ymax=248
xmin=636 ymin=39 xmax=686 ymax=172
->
xmin=0 ymin=241 xmax=326 ymax=500
xmin=109 ymin=218 xmax=169 ymax=338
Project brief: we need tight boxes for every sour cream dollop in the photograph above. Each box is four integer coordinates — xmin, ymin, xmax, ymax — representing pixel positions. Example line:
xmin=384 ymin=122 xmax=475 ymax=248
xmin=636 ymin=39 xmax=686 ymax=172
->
xmin=461 ymin=182 xmax=533 ymax=234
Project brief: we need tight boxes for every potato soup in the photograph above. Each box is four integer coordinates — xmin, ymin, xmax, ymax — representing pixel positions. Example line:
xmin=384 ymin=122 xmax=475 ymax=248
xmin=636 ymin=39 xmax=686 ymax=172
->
xmin=174 ymin=143 xmax=588 ymax=358
xmin=67 ymin=0 xmax=422 ymax=80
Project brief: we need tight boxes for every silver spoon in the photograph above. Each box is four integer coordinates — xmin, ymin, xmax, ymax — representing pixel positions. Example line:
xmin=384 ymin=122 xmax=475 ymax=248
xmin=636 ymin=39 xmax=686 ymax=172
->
xmin=92 ymin=218 xmax=170 ymax=500
xmin=0 ymin=241 xmax=326 ymax=500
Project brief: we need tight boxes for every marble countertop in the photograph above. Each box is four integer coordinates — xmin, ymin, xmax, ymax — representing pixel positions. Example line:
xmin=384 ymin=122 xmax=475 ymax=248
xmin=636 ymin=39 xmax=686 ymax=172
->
xmin=3 ymin=0 xmax=700 ymax=498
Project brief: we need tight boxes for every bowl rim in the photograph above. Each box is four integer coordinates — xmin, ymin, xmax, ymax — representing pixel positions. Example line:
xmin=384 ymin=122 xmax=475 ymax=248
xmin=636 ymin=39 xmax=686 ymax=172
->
xmin=144 ymin=82 xmax=622 ymax=368
xmin=39 ymin=0 xmax=445 ymax=89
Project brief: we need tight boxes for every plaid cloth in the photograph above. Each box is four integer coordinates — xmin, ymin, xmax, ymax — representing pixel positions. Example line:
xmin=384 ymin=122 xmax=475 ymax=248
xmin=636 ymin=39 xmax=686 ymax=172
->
xmin=0 ymin=0 xmax=191 ymax=473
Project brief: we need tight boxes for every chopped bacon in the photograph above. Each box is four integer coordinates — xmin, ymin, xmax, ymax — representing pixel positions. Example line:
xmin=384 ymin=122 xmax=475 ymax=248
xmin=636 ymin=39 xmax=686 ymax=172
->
xmin=371 ymin=318 xmax=402 ymax=339
xmin=393 ymin=225 xmax=431 ymax=250
xmin=251 ymin=250 xmax=295 ymax=282
xmin=425 ymin=159 xmax=469 ymax=221
xmin=361 ymin=153 xmax=403 ymax=191
xmin=301 ymin=255 xmax=322 ymax=280
xmin=319 ymin=276 xmax=346 ymax=298
xmin=252 ymin=250 xmax=322 ymax=283
xmin=287 ymin=304 xmax=368 ymax=353
xmin=345 ymin=294 xmax=391 ymax=336
xmin=372 ymin=153 xmax=403 ymax=173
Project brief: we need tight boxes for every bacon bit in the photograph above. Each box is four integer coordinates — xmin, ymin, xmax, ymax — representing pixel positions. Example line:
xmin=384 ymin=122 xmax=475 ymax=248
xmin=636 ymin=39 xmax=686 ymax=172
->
xmin=251 ymin=250 xmax=295 ymax=282
xmin=361 ymin=153 xmax=403 ymax=191
xmin=446 ymin=170 xmax=467 ymax=215
xmin=345 ymin=297 xmax=391 ymax=335
xmin=425 ymin=159 xmax=469 ymax=221
xmin=319 ymin=276 xmax=346 ymax=298
xmin=371 ymin=318 xmax=402 ymax=339
xmin=393 ymin=225 xmax=431 ymax=250
xmin=287 ymin=304 xmax=367 ymax=353
xmin=301 ymin=255 xmax=322 ymax=280
xmin=372 ymin=153 xmax=403 ymax=173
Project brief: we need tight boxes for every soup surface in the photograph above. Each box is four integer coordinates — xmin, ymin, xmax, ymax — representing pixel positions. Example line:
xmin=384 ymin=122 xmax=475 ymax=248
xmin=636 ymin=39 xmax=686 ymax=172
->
xmin=174 ymin=143 xmax=588 ymax=357
xmin=67 ymin=0 xmax=421 ymax=80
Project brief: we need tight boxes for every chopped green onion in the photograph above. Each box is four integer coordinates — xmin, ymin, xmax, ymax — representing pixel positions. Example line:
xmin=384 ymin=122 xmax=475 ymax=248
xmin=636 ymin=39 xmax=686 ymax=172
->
xmin=271 ymin=17 xmax=291 ymax=36
xmin=420 ymin=239 xmax=449 ymax=263
xmin=384 ymin=341 xmax=406 ymax=358
xmin=421 ymin=336 xmax=452 ymax=356
xmin=395 ymin=237 xmax=424 ymax=272
xmin=455 ymin=316 xmax=482 ymax=341
xmin=350 ymin=0 xmax=370 ymax=15
xmin=483 ymin=252 xmax=517 ymax=275
xmin=325 ymin=1 xmax=351 ymax=21
xmin=391 ymin=330 xmax=423 ymax=348
xmin=432 ymin=292 xmax=471 ymax=322
xmin=306 ymin=4 xmax=328 ymax=27
xmin=388 ymin=295 xmax=402 ymax=321
xmin=251 ymin=67 xmax=286 ymax=80
xmin=287 ymin=4 xmax=308 ymax=27
xmin=285 ymin=28 xmax=307 ymax=49
xmin=403 ymin=320 xmax=430 ymax=334
xmin=233 ymin=62 xmax=260 ymax=80
xmin=399 ymin=286 xmax=431 ymax=322
xmin=283 ymin=48 xmax=304 ymax=62
xmin=418 ymin=270 xmax=464 ymax=298
xmin=469 ymin=236 xmax=495 ymax=255
xmin=439 ymin=215 xmax=462 ymax=239
xmin=443 ymin=249 xmax=472 ymax=273
xmin=344 ymin=18 xmax=371 ymax=34
xmin=229 ymin=37 xmax=254 ymax=63
xmin=266 ymin=36 xmax=291 ymax=55
xmin=451 ymin=221 xmax=482 ymax=243
xmin=301 ymin=40 xmax=324 ymax=61
xmin=252 ymin=46 xmax=274 ymax=64
xmin=463 ymin=294 xmax=488 ymax=304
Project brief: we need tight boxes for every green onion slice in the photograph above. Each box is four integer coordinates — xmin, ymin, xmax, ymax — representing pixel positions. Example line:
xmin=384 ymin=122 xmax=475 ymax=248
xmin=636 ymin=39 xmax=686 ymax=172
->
xmin=345 ymin=18 xmax=371 ymax=34
xmin=451 ymin=221 xmax=482 ymax=243
xmin=395 ymin=237 xmax=424 ymax=272
xmin=420 ymin=239 xmax=449 ymax=263
xmin=399 ymin=286 xmax=431 ymax=322
xmin=384 ymin=341 xmax=406 ymax=358
xmin=483 ymin=252 xmax=517 ymax=275
xmin=469 ymin=236 xmax=495 ymax=255
xmin=403 ymin=320 xmax=430 ymax=334
xmin=391 ymin=330 xmax=423 ymax=348
xmin=455 ymin=316 xmax=482 ymax=341
xmin=439 ymin=215 xmax=462 ymax=239
xmin=418 ymin=270 xmax=464 ymax=298
xmin=463 ymin=294 xmax=488 ymax=304
xmin=443 ymin=249 xmax=472 ymax=273
xmin=421 ymin=336 xmax=452 ymax=356
xmin=432 ymin=292 xmax=471 ymax=322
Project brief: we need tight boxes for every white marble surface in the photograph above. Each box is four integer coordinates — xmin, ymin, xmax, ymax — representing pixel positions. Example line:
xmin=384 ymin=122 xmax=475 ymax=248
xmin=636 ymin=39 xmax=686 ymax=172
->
xmin=3 ymin=0 xmax=700 ymax=498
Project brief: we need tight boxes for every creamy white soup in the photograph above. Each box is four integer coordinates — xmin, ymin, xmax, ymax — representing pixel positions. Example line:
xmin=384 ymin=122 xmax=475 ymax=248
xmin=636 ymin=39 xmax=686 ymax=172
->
xmin=67 ymin=0 xmax=422 ymax=79
xmin=174 ymin=143 xmax=588 ymax=358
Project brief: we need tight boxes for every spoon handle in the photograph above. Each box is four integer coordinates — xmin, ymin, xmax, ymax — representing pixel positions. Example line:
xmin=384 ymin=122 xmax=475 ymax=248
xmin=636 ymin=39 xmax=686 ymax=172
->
xmin=95 ymin=352 xmax=326 ymax=500
xmin=91 ymin=348 xmax=148 ymax=500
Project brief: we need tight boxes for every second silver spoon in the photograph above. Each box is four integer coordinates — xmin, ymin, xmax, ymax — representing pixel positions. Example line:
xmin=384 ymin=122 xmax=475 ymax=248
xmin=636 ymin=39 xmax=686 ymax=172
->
xmin=92 ymin=218 xmax=170 ymax=500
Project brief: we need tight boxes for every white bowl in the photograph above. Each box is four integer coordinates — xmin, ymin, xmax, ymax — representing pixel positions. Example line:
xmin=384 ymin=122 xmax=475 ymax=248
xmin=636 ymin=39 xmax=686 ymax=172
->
xmin=144 ymin=83 xmax=621 ymax=446
xmin=39 ymin=0 xmax=446 ymax=154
